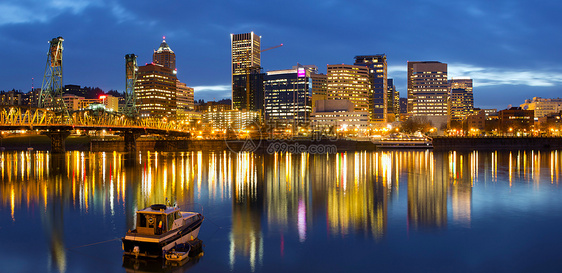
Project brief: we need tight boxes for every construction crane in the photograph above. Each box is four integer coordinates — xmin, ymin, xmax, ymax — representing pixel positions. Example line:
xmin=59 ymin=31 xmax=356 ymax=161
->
xmin=262 ymin=44 xmax=283 ymax=53
xmin=243 ymin=44 xmax=283 ymax=110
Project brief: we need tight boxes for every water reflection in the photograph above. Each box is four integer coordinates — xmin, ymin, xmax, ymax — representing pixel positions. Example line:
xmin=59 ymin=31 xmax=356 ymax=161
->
xmin=2 ymin=149 xmax=562 ymax=272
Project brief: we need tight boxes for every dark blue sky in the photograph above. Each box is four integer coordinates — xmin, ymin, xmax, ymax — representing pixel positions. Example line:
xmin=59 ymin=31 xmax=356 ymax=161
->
xmin=1 ymin=0 xmax=561 ymax=109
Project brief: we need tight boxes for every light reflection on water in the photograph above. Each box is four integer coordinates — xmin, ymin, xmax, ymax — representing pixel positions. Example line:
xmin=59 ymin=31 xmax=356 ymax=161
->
xmin=1 ymin=150 xmax=562 ymax=272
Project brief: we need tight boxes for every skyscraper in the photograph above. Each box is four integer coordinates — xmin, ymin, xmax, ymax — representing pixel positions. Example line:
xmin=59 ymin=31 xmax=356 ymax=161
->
xmin=354 ymin=55 xmax=387 ymax=123
xmin=327 ymin=64 xmax=370 ymax=113
xmin=387 ymin=78 xmax=400 ymax=122
xmin=263 ymin=65 xmax=314 ymax=126
xmin=448 ymin=79 xmax=474 ymax=122
xmin=136 ymin=63 xmax=177 ymax=118
xmin=231 ymin=32 xmax=261 ymax=111
xmin=310 ymin=73 xmax=327 ymax=111
xmin=153 ymin=37 xmax=176 ymax=70
xmin=407 ymin=61 xmax=448 ymax=116
xmin=448 ymin=89 xmax=474 ymax=122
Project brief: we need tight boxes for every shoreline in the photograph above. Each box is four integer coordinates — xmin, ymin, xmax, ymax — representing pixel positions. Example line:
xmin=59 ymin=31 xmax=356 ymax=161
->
xmin=2 ymin=135 xmax=562 ymax=152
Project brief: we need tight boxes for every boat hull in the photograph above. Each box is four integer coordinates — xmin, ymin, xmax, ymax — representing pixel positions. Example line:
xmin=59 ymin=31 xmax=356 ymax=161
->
xmin=122 ymin=216 xmax=202 ymax=258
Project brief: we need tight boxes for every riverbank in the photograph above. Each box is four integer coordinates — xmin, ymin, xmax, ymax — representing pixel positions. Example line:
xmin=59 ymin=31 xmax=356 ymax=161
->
xmin=432 ymin=136 xmax=562 ymax=151
xmin=3 ymin=135 xmax=562 ymax=152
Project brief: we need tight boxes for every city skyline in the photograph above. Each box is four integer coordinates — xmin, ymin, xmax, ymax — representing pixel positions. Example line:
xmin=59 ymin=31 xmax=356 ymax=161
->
xmin=0 ymin=0 xmax=561 ymax=110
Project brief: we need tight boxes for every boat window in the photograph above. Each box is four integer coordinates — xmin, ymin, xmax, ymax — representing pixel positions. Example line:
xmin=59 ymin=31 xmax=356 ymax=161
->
xmin=175 ymin=211 xmax=181 ymax=220
xmin=167 ymin=214 xmax=174 ymax=230
xmin=139 ymin=214 xmax=147 ymax=227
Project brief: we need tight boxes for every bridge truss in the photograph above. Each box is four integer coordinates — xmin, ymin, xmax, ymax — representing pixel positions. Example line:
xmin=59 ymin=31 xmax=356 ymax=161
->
xmin=0 ymin=107 xmax=179 ymax=132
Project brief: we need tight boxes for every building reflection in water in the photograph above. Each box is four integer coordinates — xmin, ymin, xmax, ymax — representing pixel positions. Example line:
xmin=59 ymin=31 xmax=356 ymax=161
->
xmin=322 ymin=152 xmax=390 ymax=239
xmin=229 ymin=152 xmax=264 ymax=272
xmin=449 ymin=151 xmax=473 ymax=227
xmin=2 ymin=150 xmax=562 ymax=271
xmin=407 ymin=151 xmax=447 ymax=230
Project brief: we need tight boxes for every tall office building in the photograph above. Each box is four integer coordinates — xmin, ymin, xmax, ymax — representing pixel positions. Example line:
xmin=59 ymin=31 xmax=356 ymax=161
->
xmin=448 ymin=79 xmax=474 ymax=122
xmin=135 ymin=63 xmax=177 ymax=118
xmin=231 ymin=32 xmax=261 ymax=111
xmin=387 ymin=78 xmax=400 ymax=122
xmin=327 ymin=64 xmax=370 ymax=113
xmin=399 ymin=97 xmax=408 ymax=119
xmin=263 ymin=65 xmax=314 ymax=125
xmin=311 ymin=73 xmax=328 ymax=110
xmin=153 ymin=37 xmax=176 ymax=70
xmin=176 ymin=80 xmax=194 ymax=111
xmin=354 ymin=55 xmax=387 ymax=123
xmin=449 ymin=79 xmax=473 ymax=93
xmin=448 ymin=89 xmax=474 ymax=122
xmin=407 ymin=61 xmax=448 ymax=116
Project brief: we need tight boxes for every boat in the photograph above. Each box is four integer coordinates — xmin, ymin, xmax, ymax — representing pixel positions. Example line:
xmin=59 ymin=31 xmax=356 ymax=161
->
xmin=165 ymin=243 xmax=191 ymax=261
xmin=122 ymin=204 xmax=204 ymax=258
xmin=375 ymin=134 xmax=433 ymax=149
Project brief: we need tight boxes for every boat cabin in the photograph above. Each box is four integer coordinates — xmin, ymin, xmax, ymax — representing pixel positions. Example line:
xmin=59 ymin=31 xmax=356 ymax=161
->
xmin=135 ymin=204 xmax=182 ymax=235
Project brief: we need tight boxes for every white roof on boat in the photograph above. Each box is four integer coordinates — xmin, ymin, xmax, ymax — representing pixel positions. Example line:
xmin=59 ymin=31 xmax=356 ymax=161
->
xmin=138 ymin=205 xmax=179 ymax=214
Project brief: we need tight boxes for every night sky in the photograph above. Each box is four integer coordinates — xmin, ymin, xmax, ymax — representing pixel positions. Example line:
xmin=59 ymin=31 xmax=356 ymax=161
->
xmin=1 ymin=0 xmax=561 ymax=109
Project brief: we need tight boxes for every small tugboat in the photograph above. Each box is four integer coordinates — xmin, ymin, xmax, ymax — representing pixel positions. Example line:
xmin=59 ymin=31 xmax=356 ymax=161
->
xmin=122 ymin=204 xmax=203 ymax=258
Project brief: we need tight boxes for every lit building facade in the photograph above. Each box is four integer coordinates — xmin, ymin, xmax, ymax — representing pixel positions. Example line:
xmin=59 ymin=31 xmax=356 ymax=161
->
xmin=311 ymin=73 xmax=327 ymax=111
xmin=327 ymin=64 xmax=370 ymax=114
xmin=62 ymin=94 xmax=82 ymax=111
xmin=263 ymin=66 xmax=314 ymax=126
xmin=195 ymin=100 xmax=232 ymax=112
xmin=0 ymin=90 xmax=23 ymax=106
xmin=520 ymin=97 xmax=562 ymax=118
xmin=176 ymin=80 xmax=194 ymax=111
xmin=448 ymin=89 xmax=473 ymax=122
xmin=387 ymin=78 xmax=400 ymax=122
xmin=62 ymin=94 xmax=118 ymax=111
xmin=449 ymin=79 xmax=473 ymax=93
xmin=153 ymin=38 xmax=176 ymax=70
xmin=466 ymin=110 xmax=486 ymax=131
xmin=311 ymin=99 xmax=370 ymax=134
xmin=354 ymin=55 xmax=387 ymax=123
xmin=448 ymin=79 xmax=474 ymax=122
xmin=407 ymin=61 xmax=448 ymax=116
xmin=135 ymin=63 xmax=177 ymax=118
xmin=498 ymin=107 xmax=534 ymax=133
xmin=231 ymin=32 xmax=261 ymax=111
xmin=203 ymin=110 xmax=261 ymax=130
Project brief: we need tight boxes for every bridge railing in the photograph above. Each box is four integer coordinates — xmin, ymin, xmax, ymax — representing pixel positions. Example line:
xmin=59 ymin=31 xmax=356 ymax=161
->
xmin=0 ymin=106 xmax=185 ymax=132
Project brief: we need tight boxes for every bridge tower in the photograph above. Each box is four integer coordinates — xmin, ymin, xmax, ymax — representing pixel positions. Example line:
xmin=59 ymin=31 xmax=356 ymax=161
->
xmin=39 ymin=37 xmax=69 ymax=118
xmin=124 ymin=54 xmax=138 ymax=117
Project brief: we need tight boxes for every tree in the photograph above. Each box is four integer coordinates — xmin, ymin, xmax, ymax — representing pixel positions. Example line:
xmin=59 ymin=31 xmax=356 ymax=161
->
xmin=400 ymin=116 xmax=433 ymax=134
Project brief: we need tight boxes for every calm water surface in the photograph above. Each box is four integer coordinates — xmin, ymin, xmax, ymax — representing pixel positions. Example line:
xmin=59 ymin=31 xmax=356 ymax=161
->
xmin=1 ymin=150 xmax=562 ymax=272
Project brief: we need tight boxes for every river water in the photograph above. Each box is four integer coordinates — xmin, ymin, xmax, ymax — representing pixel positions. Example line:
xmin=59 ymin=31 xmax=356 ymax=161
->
xmin=1 ymin=150 xmax=562 ymax=272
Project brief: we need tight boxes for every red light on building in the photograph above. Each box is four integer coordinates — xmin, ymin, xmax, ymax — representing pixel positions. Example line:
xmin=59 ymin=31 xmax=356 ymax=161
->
xmin=99 ymin=95 xmax=107 ymax=100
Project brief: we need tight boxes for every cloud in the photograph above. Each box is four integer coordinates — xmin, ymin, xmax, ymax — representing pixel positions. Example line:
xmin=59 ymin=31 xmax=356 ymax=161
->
xmin=193 ymin=85 xmax=231 ymax=101
xmin=0 ymin=3 xmax=48 ymax=24
xmin=0 ymin=0 xmax=131 ymax=25
xmin=388 ymin=63 xmax=562 ymax=88
xmin=193 ymin=85 xmax=231 ymax=92
xmin=449 ymin=63 xmax=562 ymax=87
xmin=388 ymin=65 xmax=407 ymax=75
